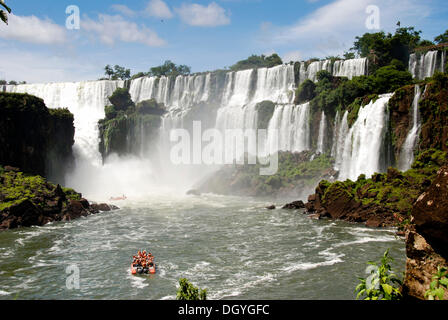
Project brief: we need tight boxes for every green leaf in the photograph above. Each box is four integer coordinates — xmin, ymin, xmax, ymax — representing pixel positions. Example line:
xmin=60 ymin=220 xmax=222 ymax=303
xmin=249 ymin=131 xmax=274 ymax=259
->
xmin=439 ymin=278 xmax=448 ymax=287
xmin=435 ymin=288 xmax=445 ymax=300
xmin=382 ymin=283 xmax=393 ymax=296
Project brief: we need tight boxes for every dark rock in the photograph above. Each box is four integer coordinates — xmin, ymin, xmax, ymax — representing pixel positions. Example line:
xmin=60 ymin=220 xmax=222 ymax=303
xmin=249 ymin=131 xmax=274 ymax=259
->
xmin=282 ymin=200 xmax=305 ymax=210
xmin=266 ymin=205 xmax=276 ymax=210
xmin=412 ymin=166 xmax=448 ymax=258
xmin=91 ymin=203 xmax=114 ymax=212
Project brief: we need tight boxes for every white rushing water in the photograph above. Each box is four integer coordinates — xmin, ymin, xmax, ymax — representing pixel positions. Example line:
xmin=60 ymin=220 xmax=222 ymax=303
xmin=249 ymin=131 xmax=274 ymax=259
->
xmin=335 ymin=94 xmax=393 ymax=181
xmin=4 ymin=81 xmax=125 ymax=166
xmin=409 ymin=50 xmax=447 ymax=80
xmin=2 ymin=58 xmax=376 ymax=196
xmin=316 ymin=112 xmax=326 ymax=154
xmin=398 ymin=85 xmax=422 ymax=171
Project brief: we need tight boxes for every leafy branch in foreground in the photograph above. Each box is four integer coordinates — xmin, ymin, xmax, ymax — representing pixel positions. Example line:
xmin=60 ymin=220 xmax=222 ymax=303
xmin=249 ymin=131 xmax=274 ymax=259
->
xmin=355 ymin=249 xmax=402 ymax=300
xmin=425 ymin=267 xmax=448 ymax=300
xmin=0 ymin=0 xmax=11 ymax=25
xmin=176 ymin=278 xmax=207 ymax=300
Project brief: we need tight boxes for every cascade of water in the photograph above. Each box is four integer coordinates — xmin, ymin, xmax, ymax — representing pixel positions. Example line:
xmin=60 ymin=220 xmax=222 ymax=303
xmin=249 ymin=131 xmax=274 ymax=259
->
xmin=337 ymin=94 xmax=393 ymax=181
xmin=266 ymin=103 xmax=310 ymax=154
xmin=316 ymin=112 xmax=326 ymax=153
xmin=398 ymin=85 xmax=422 ymax=171
xmin=5 ymin=81 xmax=125 ymax=165
xmin=409 ymin=50 xmax=446 ymax=80
xmin=333 ymin=58 xmax=368 ymax=80
xmin=333 ymin=111 xmax=349 ymax=171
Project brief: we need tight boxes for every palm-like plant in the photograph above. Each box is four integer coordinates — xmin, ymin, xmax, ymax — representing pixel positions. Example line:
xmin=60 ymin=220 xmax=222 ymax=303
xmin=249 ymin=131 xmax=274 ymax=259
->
xmin=0 ymin=0 xmax=11 ymax=25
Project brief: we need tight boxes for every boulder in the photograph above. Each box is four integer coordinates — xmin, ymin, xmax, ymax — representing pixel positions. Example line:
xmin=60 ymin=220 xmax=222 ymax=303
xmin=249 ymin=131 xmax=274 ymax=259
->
xmin=412 ymin=166 xmax=448 ymax=257
xmin=282 ymin=200 xmax=305 ymax=210
xmin=266 ymin=205 xmax=276 ymax=210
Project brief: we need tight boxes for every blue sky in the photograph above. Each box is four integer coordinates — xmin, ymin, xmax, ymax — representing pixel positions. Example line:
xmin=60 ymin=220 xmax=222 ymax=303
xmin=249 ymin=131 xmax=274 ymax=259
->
xmin=0 ymin=0 xmax=447 ymax=83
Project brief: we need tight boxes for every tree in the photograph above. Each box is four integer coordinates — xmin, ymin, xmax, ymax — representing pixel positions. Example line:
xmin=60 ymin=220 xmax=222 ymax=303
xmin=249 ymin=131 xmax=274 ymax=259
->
xmin=148 ymin=60 xmax=191 ymax=77
xmin=108 ymin=87 xmax=134 ymax=111
xmin=0 ymin=0 xmax=11 ymax=25
xmin=104 ymin=65 xmax=114 ymax=80
xmin=176 ymin=278 xmax=207 ymax=300
xmin=229 ymin=54 xmax=283 ymax=71
xmin=434 ymin=30 xmax=448 ymax=44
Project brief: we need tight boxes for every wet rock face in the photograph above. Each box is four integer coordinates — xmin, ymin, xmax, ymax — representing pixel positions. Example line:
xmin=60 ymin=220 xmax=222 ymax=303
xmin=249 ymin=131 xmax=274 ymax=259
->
xmin=0 ymin=167 xmax=119 ymax=230
xmin=412 ymin=166 xmax=448 ymax=257
xmin=402 ymin=229 xmax=448 ymax=300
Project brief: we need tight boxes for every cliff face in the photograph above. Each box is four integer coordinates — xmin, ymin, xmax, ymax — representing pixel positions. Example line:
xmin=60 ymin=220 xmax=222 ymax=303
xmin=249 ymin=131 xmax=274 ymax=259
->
xmin=0 ymin=93 xmax=75 ymax=182
xmin=0 ymin=166 xmax=118 ymax=230
xmin=98 ymin=89 xmax=165 ymax=160
xmin=402 ymin=166 xmax=448 ymax=300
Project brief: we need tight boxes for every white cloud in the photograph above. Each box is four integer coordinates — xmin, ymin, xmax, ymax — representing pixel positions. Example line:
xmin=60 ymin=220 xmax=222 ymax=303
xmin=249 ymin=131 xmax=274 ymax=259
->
xmin=146 ymin=0 xmax=173 ymax=19
xmin=283 ymin=50 xmax=302 ymax=63
xmin=261 ymin=0 xmax=432 ymax=58
xmin=0 ymin=14 xmax=67 ymax=45
xmin=175 ymin=2 xmax=231 ymax=27
xmin=0 ymin=48 xmax=100 ymax=83
xmin=111 ymin=4 xmax=136 ymax=17
xmin=82 ymin=14 xmax=166 ymax=47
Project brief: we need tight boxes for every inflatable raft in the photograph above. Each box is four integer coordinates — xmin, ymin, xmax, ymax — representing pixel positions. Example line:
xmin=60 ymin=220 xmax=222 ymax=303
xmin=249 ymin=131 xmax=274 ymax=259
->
xmin=131 ymin=263 xmax=156 ymax=275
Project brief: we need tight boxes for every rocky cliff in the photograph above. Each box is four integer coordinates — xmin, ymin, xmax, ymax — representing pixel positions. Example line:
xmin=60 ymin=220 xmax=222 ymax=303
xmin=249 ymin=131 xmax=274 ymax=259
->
xmin=0 ymin=166 xmax=118 ymax=230
xmin=402 ymin=166 xmax=448 ymax=300
xmin=0 ymin=92 xmax=75 ymax=183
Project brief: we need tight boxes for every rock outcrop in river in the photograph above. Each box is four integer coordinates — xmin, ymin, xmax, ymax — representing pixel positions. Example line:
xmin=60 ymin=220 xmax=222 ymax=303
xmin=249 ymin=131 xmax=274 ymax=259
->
xmin=402 ymin=166 xmax=448 ymax=300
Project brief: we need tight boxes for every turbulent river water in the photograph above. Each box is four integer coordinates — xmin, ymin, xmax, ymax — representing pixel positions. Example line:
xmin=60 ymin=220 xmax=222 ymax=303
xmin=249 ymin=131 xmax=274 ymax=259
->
xmin=0 ymin=193 xmax=405 ymax=300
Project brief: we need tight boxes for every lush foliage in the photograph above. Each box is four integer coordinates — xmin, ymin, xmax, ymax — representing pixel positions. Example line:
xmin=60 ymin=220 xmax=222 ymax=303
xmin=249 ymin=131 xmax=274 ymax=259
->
xmin=355 ymin=249 xmax=402 ymax=300
xmin=108 ymin=88 xmax=134 ymax=111
xmin=230 ymin=54 xmax=283 ymax=71
xmin=309 ymin=64 xmax=412 ymax=118
xmin=136 ymin=99 xmax=167 ymax=116
xmin=255 ymin=100 xmax=275 ymax=129
xmin=425 ymin=267 xmax=448 ymax=300
xmin=0 ymin=170 xmax=80 ymax=212
xmin=318 ymin=149 xmax=447 ymax=227
xmin=434 ymin=29 xmax=448 ymax=44
xmin=295 ymin=79 xmax=316 ymax=104
xmin=176 ymin=278 xmax=207 ymax=300
xmin=103 ymin=65 xmax=131 ymax=80
xmin=148 ymin=60 xmax=191 ymax=77
xmin=352 ymin=27 xmax=430 ymax=72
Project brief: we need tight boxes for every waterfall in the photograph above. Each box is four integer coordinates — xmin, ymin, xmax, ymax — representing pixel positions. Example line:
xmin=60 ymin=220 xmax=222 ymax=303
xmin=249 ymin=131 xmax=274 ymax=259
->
xmin=398 ymin=85 xmax=422 ymax=171
xmin=409 ymin=50 xmax=446 ymax=80
xmin=337 ymin=94 xmax=393 ymax=181
xmin=316 ymin=112 xmax=326 ymax=153
xmin=266 ymin=103 xmax=310 ymax=154
xmin=333 ymin=58 xmax=368 ymax=80
xmin=334 ymin=111 xmax=349 ymax=171
xmin=4 ymin=81 xmax=125 ymax=166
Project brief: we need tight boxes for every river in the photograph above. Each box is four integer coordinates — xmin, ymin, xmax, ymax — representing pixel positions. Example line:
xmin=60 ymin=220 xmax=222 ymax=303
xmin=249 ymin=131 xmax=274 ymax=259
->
xmin=0 ymin=193 xmax=405 ymax=300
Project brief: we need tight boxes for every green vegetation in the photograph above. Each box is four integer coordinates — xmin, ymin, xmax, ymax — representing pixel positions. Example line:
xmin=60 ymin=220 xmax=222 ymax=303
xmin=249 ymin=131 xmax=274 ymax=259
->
xmin=103 ymin=65 xmax=131 ymax=80
xmin=200 ymin=151 xmax=334 ymax=197
xmin=0 ymin=0 xmax=11 ymax=25
xmin=355 ymin=249 xmax=402 ymax=300
xmin=352 ymin=27 xmax=430 ymax=73
xmin=98 ymin=88 xmax=166 ymax=158
xmin=0 ymin=169 xmax=80 ymax=212
xmin=318 ymin=149 xmax=446 ymax=226
xmin=295 ymin=79 xmax=316 ymax=104
xmin=148 ymin=60 xmax=191 ymax=77
xmin=255 ymin=100 xmax=275 ymax=129
xmin=434 ymin=29 xmax=448 ymax=44
xmin=230 ymin=54 xmax=283 ymax=72
xmin=425 ymin=267 xmax=448 ymax=300
xmin=176 ymin=278 xmax=207 ymax=300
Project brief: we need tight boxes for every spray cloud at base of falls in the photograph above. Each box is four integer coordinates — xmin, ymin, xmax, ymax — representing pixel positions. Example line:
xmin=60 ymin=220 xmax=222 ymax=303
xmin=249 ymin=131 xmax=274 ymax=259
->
xmin=3 ymin=57 xmax=407 ymax=200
